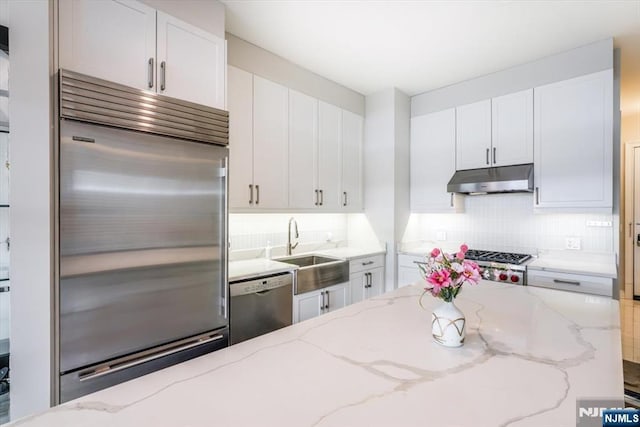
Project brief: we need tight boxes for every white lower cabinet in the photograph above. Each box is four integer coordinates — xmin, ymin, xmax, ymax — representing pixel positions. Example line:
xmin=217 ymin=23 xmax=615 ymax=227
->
xmin=350 ymin=267 xmax=384 ymax=304
xmin=349 ymin=254 xmax=385 ymax=304
xmin=398 ymin=254 xmax=424 ymax=288
xmin=527 ymin=269 xmax=612 ymax=297
xmin=293 ymin=282 xmax=349 ymax=323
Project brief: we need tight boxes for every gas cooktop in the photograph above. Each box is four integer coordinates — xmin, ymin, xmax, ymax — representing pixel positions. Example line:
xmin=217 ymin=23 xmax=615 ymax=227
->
xmin=464 ymin=249 xmax=531 ymax=265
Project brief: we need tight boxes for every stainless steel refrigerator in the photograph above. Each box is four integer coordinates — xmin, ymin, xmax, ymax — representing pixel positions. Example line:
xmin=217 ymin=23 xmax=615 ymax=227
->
xmin=57 ymin=70 xmax=229 ymax=402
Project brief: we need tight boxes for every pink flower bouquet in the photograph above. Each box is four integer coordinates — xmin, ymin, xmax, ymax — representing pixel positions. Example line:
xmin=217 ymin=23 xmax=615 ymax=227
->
xmin=418 ymin=244 xmax=481 ymax=302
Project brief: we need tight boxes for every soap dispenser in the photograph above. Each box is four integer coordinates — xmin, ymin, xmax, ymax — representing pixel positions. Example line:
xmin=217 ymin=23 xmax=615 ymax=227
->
xmin=265 ymin=241 xmax=272 ymax=259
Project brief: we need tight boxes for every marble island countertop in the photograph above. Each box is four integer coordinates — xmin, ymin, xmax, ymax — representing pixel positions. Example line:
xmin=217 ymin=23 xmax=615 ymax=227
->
xmin=10 ymin=281 xmax=622 ymax=427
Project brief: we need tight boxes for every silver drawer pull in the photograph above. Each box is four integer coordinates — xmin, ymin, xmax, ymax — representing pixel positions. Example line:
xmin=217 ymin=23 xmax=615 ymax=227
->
xmin=362 ymin=261 xmax=374 ymax=266
xmin=553 ymin=279 xmax=580 ymax=286
xmin=78 ymin=333 xmax=224 ymax=382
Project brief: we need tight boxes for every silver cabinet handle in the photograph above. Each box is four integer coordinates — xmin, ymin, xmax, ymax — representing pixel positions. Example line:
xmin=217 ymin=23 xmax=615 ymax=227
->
xmin=493 ymin=147 xmax=496 ymax=164
xmin=325 ymin=290 xmax=329 ymax=309
xmin=315 ymin=189 xmax=319 ymax=206
xmin=535 ymin=187 xmax=539 ymax=205
xmin=255 ymin=185 xmax=260 ymax=205
xmin=147 ymin=58 xmax=154 ymax=88
xmin=486 ymin=148 xmax=489 ymax=165
xmin=319 ymin=189 xmax=324 ymax=206
xmin=362 ymin=261 xmax=374 ymax=266
xmin=160 ymin=61 xmax=166 ymax=91
xmin=553 ymin=279 xmax=580 ymax=286
xmin=320 ymin=291 xmax=325 ymax=312
xmin=450 ymin=193 xmax=453 ymax=207
xmin=366 ymin=272 xmax=373 ymax=288
xmin=343 ymin=191 xmax=347 ymax=207
xmin=249 ymin=184 xmax=254 ymax=205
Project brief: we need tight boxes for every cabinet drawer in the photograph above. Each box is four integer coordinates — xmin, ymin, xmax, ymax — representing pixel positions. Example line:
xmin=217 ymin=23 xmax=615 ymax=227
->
xmin=350 ymin=254 xmax=384 ymax=274
xmin=398 ymin=254 xmax=424 ymax=268
xmin=527 ymin=269 xmax=612 ymax=297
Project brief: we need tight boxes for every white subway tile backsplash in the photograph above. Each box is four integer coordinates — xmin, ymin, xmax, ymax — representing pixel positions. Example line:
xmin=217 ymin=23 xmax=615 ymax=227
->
xmin=403 ymin=193 xmax=614 ymax=254
xmin=229 ymin=213 xmax=348 ymax=252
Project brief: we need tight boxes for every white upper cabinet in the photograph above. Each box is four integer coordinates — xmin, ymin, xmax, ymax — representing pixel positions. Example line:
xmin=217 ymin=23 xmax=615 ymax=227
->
xmin=227 ymin=68 xmax=363 ymax=212
xmin=156 ymin=12 xmax=225 ymax=108
xmin=341 ymin=110 xmax=363 ymax=211
xmin=533 ymin=70 xmax=613 ymax=210
xmin=288 ymin=90 xmax=318 ymax=209
xmin=411 ymin=108 xmax=462 ymax=213
xmin=455 ymin=99 xmax=492 ymax=170
xmin=455 ymin=92 xmax=534 ymax=170
xmin=60 ymin=0 xmax=225 ymax=109
xmin=59 ymin=0 xmax=156 ymax=91
xmin=317 ymin=102 xmax=342 ymax=210
xmin=491 ymin=89 xmax=533 ymax=167
xmin=227 ymin=66 xmax=254 ymax=210
xmin=253 ymin=76 xmax=289 ymax=209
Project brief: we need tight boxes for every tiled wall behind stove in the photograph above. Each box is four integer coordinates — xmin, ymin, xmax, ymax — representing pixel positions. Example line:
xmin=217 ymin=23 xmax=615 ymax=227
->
xmin=404 ymin=193 xmax=614 ymax=254
xmin=229 ymin=213 xmax=348 ymax=251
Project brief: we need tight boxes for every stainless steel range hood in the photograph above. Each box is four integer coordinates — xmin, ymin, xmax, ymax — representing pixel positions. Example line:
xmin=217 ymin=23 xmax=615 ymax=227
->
xmin=447 ymin=164 xmax=534 ymax=195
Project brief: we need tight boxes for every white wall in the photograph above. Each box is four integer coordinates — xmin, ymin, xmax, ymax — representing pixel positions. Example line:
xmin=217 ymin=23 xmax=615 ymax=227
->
xmin=364 ymin=88 xmax=410 ymax=290
xmin=226 ymin=33 xmax=365 ymax=116
xmin=411 ymin=39 xmax=613 ymax=117
xmin=140 ymin=0 xmax=225 ymax=39
xmin=8 ymin=0 xmax=53 ymax=420
xmin=403 ymin=194 xmax=615 ymax=255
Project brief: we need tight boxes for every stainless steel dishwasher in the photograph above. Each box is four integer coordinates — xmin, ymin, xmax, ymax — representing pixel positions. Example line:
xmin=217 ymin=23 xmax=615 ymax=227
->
xmin=229 ymin=271 xmax=293 ymax=345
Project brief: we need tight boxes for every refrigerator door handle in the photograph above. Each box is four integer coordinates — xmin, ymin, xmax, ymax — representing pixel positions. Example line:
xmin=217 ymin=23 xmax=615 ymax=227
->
xmin=78 ymin=333 xmax=225 ymax=382
xmin=637 ymin=233 xmax=640 ymax=247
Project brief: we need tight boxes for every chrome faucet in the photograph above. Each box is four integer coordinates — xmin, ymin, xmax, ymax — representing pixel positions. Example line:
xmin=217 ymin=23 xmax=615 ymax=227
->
xmin=287 ymin=217 xmax=299 ymax=255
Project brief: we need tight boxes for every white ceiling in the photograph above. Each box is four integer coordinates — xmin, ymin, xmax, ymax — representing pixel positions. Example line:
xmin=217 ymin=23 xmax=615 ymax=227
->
xmin=222 ymin=0 xmax=640 ymax=114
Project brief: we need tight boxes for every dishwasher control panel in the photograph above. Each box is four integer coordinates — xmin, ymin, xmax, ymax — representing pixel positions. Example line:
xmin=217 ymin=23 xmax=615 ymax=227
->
xmin=229 ymin=272 xmax=294 ymax=297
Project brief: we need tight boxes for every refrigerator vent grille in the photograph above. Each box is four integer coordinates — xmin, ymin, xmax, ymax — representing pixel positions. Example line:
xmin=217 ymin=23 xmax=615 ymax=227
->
xmin=59 ymin=69 xmax=229 ymax=146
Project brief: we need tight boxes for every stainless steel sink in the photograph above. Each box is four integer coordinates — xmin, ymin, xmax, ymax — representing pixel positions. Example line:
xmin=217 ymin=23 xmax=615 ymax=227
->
xmin=276 ymin=254 xmax=349 ymax=295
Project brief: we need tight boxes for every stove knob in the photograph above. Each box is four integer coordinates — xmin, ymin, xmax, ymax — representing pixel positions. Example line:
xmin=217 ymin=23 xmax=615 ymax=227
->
xmin=510 ymin=275 xmax=520 ymax=283
xmin=499 ymin=273 xmax=508 ymax=281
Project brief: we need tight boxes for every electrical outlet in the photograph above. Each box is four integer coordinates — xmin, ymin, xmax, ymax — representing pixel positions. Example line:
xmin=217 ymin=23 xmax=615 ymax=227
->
xmin=326 ymin=232 xmax=333 ymax=242
xmin=436 ymin=231 xmax=446 ymax=241
xmin=586 ymin=220 xmax=613 ymax=227
xmin=565 ymin=237 xmax=581 ymax=250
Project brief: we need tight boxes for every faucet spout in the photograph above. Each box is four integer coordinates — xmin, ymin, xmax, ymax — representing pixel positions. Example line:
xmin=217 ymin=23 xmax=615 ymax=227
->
xmin=287 ymin=217 xmax=299 ymax=255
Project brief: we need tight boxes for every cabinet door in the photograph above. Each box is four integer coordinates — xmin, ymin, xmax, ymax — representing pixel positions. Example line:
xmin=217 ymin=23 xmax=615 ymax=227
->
xmin=367 ymin=267 xmax=384 ymax=298
xmin=350 ymin=272 xmax=367 ymax=305
xmin=227 ymin=66 xmax=254 ymax=210
xmin=410 ymin=109 xmax=461 ymax=213
xmin=455 ymin=99 xmax=491 ymax=170
xmin=326 ymin=283 xmax=349 ymax=313
xmin=288 ymin=90 xmax=318 ymax=209
xmin=59 ymin=0 xmax=156 ymax=91
xmin=317 ymin=102 xmax=342 ymax=210
xmin=253 ymin=76 xmax=289 ymax=209
xmin=156 ymin=12 xmax=225 ymax=108
xmin=534 ymin=70 xmax=613 ymax=209
xmin=295 ymin=292 xmax=322 ymax=323
xmin=341 ymin=110 xmax=363 ymax=211
xmin=491 ymin=89 xmax=533 ymax=167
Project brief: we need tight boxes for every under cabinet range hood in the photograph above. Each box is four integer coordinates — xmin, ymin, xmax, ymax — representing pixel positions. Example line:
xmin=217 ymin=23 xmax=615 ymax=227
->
xmin=447 ymin=163 xmax=534 ymax=195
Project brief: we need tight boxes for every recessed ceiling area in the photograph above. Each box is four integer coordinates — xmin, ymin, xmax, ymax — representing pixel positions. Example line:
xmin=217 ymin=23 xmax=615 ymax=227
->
xmin=222 ymin=0 xmax=640 ymax=114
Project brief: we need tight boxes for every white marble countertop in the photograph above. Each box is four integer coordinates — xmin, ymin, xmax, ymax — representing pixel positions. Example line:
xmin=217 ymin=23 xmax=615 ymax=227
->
xmin=527 ymin=251 xmax=617 ymax=278
xmin=10 ymin=281 xmax=622 ymax=427
xmin=229 ymin=246 xmax=385 ymax=281
xmin=228 ymin=258 xmax=297 ymax=282
xmin=315 ymin=246 xmax=385 ymax=260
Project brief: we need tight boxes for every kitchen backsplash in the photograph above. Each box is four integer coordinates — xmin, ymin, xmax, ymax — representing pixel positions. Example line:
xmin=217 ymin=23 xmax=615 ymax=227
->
xmin=402 ymin=193 xmax=615 ymax=254
xmin=229 ymin=213 xmax=349 ymax=252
